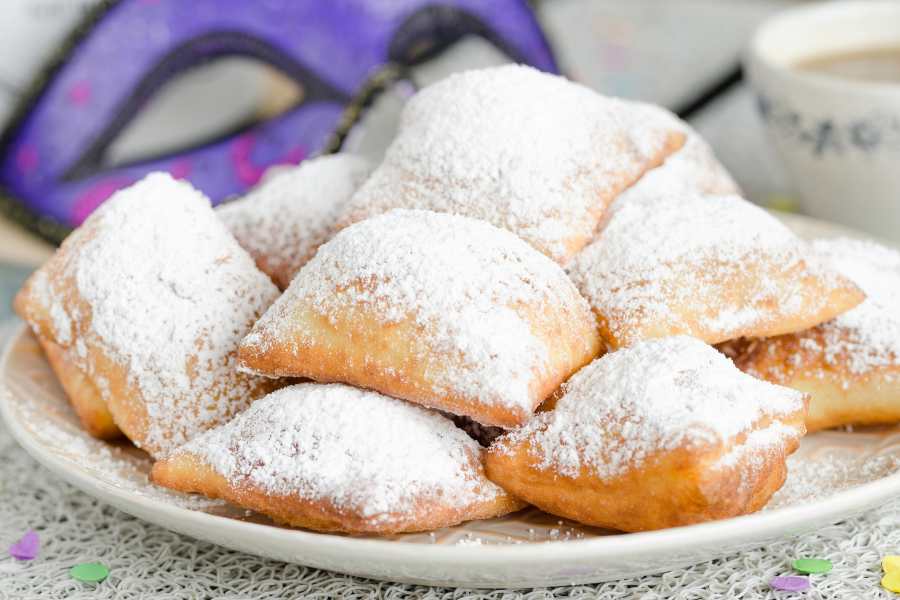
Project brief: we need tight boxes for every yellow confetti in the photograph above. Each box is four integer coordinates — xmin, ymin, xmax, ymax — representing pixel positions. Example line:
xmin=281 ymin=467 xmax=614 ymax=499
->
xmin=766 ymin=194 xmax=800 ymax=213
xmin=884 ymin=556 xmax=900 ymax=573
xmin=884 ymin=571 xmax=900 ymax=593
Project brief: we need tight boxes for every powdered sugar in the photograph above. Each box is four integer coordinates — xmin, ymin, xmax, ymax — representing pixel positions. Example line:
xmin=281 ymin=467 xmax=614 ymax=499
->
xmin=567 ymin=192 xmax=828 ymax=345
xmin=769 ymin=447 xmax=900 ymax=508
xmin=178 ymin=383 xmax=505 ymax=523
xmin=496 ymin=336 xmax=805 ymax=480
xmin=53 ymin=173 xmax=280 ymax=456
xmin=616 ymin=130 xmax=739 ymax=203
xmin=711 ymin=421 xmax=799 ymax=498
xmin=27 ymin=409 xmax=224 ymax=511
xmin=810 ymin=237 xmax=900 ymax=374
xmin=28 ymin=270 xmax=73 ymax=345
xmin=342 ymin=64 xmax=680 ymax=263
xmin=218 ymin=154 xmax=372 ymax=289
xmin=244 ymin=208 xmax=596 ymax=412
xmin=713 ymin=422 xmax=797 ymax=471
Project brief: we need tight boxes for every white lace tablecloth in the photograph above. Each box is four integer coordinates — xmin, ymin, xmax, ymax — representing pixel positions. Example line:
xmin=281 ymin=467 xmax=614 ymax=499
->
xmin=0 ymin=323 xmax=897 ymax=599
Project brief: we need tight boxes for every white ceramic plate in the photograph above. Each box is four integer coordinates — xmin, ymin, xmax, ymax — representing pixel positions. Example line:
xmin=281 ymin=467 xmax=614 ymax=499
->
xmin=2 ymin=213 xmax=900 ymax=588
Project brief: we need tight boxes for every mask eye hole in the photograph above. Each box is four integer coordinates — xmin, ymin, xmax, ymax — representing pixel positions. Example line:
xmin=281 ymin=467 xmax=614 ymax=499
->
xmin=105 ymin=57 xmax=304 ymax=170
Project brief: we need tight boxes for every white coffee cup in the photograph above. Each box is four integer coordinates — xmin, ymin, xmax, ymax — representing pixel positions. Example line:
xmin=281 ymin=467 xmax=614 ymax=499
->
xmin=746 ymin=1 xmax=900 ymax=242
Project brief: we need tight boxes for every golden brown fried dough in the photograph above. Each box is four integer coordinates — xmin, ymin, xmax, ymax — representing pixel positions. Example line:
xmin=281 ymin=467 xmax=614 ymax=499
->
xmin=35 ymin=335 xmax=121 ymax=440
xmin=339 ymin=65 xmax=685 ymax=264
xmin=14 ymin=173 xmax=281 ymax=457
xmin=566 ymin=193 xmax=864 ymax=349
xmin=238 ymin=209 xmax=601 ymax=428
xmin=486 ymin=336 xmax=807 ymax=532
xmin=152 ymin=383 xmax=525 ymax=533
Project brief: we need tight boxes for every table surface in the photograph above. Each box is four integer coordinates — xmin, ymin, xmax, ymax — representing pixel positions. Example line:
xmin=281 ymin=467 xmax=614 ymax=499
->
xmin=3 ymin=1 xmax=897 ymax=598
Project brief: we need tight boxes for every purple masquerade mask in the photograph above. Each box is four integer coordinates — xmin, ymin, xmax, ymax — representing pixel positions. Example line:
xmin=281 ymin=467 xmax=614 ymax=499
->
xmin=0 ymin=0 xmax=557 ymax=242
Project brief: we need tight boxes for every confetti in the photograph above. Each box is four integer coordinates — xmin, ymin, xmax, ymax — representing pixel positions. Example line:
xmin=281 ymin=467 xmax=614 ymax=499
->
xmin=770 ymin=575 xmax=810 ymax=592
xmin=70 ymin=562 xmax=109 ymax=583
xmin=883 ymin=571 xmax=900 ymax=594
xmin=792 ymin=557 xmax=833 ymax=574
xmin=884 ymin=555 xmax=900 ymax=573
xmin=766 ymin=194 xmax=800 ymax=213
xmin=8 ymin=530 xmax=39 ymax=561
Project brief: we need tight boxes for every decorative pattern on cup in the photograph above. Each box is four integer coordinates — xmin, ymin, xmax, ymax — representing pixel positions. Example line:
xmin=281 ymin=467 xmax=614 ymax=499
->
xmin=757 ymin=93 xmax=900 ymax=157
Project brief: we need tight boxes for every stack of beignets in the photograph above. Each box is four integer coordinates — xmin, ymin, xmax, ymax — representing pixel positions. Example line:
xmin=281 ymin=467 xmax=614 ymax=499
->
xmin=17 ymin=63 xmax=888 ymax=536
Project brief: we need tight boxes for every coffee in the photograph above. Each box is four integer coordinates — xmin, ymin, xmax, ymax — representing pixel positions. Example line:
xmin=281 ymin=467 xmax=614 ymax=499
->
xmin=795 ymin=47 xmax=900 ymax=83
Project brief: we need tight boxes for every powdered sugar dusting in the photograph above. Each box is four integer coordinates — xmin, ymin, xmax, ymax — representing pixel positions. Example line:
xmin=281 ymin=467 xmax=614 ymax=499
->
xmin=713 ymin=421 xmax=796 ymax=471
xmin=29 ymin=270 xmax=73 ymax=345
xmin=496 ymin=336 xmax=805 ymax=480
xmin=218 ymin=154 xmax=372 ymax=289
xmin=769 ymin=447 xmax=900 ymax=508
xmin=712 ymin=421 xmax=799 ymax=499
xmin=567 ymin=193 xmax=828 ymax=344
xmin=809 ymin=237 xmax=900 ymax=374
xmin=56 ymin=173 xmax=280 ymax=456
xmin=30 ymin=411 xmax=224 ymax=510
xmin=617 ymin=130 xmax=739 ymax=203
xmin=342 ymin=64 xmax=680 ymax=263
xmin=245 ymin=209 xmax=596 ymax=412
xmin=178 ymin=383 xmax=505 ymax=522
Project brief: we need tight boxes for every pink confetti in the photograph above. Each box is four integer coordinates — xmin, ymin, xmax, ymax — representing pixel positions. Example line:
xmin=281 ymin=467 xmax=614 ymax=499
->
xmin=770 ymin=575 xmax=810 ymax=592
xmin=9 ymin=530 xmax=39 ymax=561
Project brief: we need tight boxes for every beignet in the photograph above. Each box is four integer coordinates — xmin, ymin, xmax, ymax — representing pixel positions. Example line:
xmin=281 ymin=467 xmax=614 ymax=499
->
xmin=36 ymin=333 xmax=121 ymax=439
xmin=151 ymin=383 xmax=525 ymax=534
xmin=617 ymin=127 xmax=740 ymax=202
xmin=238 ymin=209 xmax=601 ymax=427
xmin=339 ymin=64 xmax=686 ymax=263
xmin=724 ymin=237 xmax=900 ymax=431
xmin=566 ymin=193 xmax=864 ymax=349
xmin=485 ymin=336 xmax=808 ymax=532
xmin=218 ymin=154 xmax=372 ymax=289
xmin=14 ymin=173 xmax=281 ymax=456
